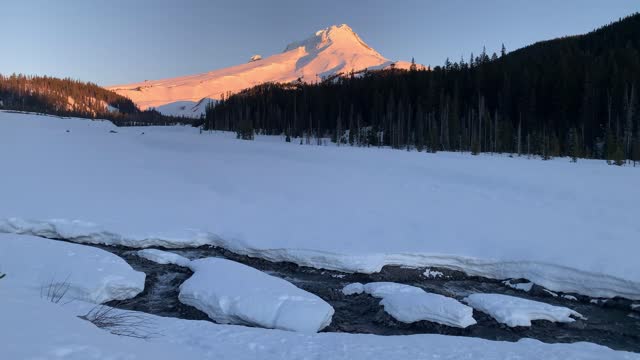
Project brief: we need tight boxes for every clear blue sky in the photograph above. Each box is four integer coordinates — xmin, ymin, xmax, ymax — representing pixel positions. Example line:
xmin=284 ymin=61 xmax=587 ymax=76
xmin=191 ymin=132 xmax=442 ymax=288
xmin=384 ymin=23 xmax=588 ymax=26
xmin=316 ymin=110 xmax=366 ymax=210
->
xmin=1 ymin=0 xmax=638 ymax=86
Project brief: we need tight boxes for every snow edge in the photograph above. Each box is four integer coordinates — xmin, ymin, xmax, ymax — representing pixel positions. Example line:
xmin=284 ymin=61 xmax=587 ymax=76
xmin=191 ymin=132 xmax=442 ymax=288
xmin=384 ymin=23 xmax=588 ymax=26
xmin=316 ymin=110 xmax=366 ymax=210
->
xmin=2 ymin=217 xmax=639 ymax=300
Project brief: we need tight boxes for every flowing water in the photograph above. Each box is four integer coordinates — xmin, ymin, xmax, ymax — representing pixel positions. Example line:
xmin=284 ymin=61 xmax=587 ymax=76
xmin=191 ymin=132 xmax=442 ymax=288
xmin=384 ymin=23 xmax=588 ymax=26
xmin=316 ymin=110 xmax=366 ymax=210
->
xmin=92 ymin=244 xmax=640 ymax=353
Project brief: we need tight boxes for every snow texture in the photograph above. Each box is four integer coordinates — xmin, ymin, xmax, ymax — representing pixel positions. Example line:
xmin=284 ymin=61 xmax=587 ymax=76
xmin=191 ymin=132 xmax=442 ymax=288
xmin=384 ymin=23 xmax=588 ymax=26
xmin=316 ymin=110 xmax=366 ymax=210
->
xmin=344 ymin=282 xmax=476 ymax=328
xmin=0 ymin=293 xmax=199 ymax=360
xmin=4 ymin=295 xmax=636 ymax=360
xmin=62 ymin=301 xmax=640 ymax=360
xmin=464 ymin=293 xmax=584 ymax=327
xmin=1 ymin=111 xmax=640 ymax=300
xmin=0 ymin=233 xmax=144 ymax=303
xmin=178 ymin=257 xmax=335 ymax=332
xmin=136 ymin=249 xmax=191 ymax=267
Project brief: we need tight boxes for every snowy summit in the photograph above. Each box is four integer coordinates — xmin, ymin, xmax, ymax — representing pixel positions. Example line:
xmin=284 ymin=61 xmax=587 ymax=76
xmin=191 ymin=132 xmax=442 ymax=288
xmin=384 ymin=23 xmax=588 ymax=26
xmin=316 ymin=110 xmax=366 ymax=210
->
xmin=108 ymin=24 xmax=417 ymax=117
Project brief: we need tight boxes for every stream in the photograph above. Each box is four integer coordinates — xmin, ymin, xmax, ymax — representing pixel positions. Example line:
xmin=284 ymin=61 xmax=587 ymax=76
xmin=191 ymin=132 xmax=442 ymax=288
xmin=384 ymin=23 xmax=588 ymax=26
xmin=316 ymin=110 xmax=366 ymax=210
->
xmin=91 ymin=244 xmax=640 ymax=353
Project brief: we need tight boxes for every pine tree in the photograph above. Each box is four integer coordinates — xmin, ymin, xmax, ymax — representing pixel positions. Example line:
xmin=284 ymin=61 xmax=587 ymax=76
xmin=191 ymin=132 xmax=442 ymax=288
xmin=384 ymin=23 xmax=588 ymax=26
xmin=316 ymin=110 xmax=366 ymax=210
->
xmin=632 ymin=136 xmax=640 ymax=166
xmin=623 ymin=83 xmax=636 ymax=159
xmin=613 ymin=141 xmax=625 ymax=166
xmin=605 ymin=130 xmax=616 ymax=164
xmin=335 ymin=112 xmax=343 ymax=146
xmin=410 ymin=57 xmax=417 ymax=72
xmin=568 ymin=127 xmax=581 ymax=162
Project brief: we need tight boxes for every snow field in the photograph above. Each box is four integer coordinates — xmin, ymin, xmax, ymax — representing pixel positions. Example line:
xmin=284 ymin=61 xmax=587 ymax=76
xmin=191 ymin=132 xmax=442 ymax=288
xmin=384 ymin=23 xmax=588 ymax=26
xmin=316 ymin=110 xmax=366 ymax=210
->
xmin=1 ymin=111 xmax=639 ymax=301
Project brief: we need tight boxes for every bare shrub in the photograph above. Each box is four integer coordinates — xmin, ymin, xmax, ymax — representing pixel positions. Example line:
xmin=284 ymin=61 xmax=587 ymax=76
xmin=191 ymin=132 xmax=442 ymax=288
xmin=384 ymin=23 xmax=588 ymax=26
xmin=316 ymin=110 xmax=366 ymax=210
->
xmin=80 ymin=303 xmax=157 ymax=339
xmin=41 ymin=275 xmax=72 ymax=304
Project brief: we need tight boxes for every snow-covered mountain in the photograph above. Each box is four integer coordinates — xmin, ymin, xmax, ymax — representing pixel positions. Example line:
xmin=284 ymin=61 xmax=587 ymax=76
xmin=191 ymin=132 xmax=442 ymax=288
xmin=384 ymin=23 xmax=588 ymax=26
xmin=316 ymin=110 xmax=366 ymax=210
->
xmin=108 ymin=24 xmax=419 ymax=117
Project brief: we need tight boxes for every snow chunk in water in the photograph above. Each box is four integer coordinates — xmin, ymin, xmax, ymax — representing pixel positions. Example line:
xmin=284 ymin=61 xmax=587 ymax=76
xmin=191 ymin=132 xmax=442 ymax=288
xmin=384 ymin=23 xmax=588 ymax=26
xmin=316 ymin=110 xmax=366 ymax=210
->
xmin=423 ymin=268 xmax=444 ymax=278
xmin=343 ymin=282 xmax=476 ymax=328
xmin=464 ymin=293 xmax=584 ymax=327
xmin=0 ymin=234 xmax=144 ymax=303
xmin=503 ymin=280 xmax=534 ymax=292
xmin=136 ymin=249 xmax=191 ymax=267
xmin=544 ymin=289 xmax=559 ymax=297
xmin=342 ymin=282 xmax=365 ymax=295
xmin=178 ymin=258 xmax=334 ymax=333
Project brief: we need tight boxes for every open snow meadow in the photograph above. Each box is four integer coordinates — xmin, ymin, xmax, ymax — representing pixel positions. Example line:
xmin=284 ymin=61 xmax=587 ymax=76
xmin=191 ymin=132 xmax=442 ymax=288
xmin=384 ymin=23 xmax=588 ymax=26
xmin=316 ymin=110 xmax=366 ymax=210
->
xmin=1 ymin=111 xmax=640 ymax=359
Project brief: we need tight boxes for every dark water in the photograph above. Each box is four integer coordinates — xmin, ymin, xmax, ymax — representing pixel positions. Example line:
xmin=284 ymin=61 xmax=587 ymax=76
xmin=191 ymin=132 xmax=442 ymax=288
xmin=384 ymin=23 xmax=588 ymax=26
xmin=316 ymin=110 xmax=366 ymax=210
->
xmin=95 ymin=244 xmax=640 ymax=353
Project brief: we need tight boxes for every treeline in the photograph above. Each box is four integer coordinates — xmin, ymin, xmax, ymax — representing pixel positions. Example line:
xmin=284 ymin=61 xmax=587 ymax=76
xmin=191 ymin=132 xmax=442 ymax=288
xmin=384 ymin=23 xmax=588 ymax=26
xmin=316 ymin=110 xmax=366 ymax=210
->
xmin=0 ymin=74 xmax=196 ymax=126
xmin=205 ymin=13 xmax=640 ymax=165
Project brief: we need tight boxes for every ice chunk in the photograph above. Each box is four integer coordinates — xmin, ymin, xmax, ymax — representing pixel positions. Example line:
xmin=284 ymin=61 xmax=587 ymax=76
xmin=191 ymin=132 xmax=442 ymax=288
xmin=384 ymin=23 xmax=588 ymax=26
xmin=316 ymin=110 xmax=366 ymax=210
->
xmin=178 ymin=258 xmax=334 ymax=333
xmin=342 ymin=282 xmax=364 ymax=295
xmin=344 ymin=282 xmax=476 ymax=328
xmin=424 ymin=268 xmax=444 ymax=278
xmin=464 ymin=293 xmax=584 ymax=327
xmin=503 ymin=280 xmax=534 ymax=292
xmin=136 ymin=249 xmax=191 ymax=267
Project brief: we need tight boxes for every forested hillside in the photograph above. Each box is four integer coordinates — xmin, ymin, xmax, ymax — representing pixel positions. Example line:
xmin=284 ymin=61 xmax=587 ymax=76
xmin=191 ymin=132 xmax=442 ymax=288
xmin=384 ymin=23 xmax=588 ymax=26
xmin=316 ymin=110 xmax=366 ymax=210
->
xmin=205 ymin=13 xmax=640 ymax=164
xmin=0 ymin=74 xmax=195 ymax=126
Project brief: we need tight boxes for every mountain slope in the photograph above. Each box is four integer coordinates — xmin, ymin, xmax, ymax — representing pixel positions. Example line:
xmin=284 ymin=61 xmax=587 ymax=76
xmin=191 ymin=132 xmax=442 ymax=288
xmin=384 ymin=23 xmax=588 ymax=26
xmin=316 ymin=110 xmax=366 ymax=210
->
xmin=0 ymin=74 xmax=138 ymax=118
xmin=0 ymin=74 xmax=198 ymax=126
xmin=108 ymin=25 xmax=416 ymax=117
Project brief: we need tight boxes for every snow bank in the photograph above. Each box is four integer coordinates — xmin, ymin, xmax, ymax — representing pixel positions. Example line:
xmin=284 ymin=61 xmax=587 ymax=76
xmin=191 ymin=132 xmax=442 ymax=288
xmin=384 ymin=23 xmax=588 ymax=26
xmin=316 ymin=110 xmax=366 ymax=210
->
xmin=464 ymin=293 xmax=584 ymax=327
xmin=136 ymin=249 xmax=191 ymax=267
xmin=343 ymin=282 xmax=476 ymax=328
xmin=0 ymin=291 xmax=198 ymax=360
xmin=3 ymin=296 xmax=634 ymax=360
xmin=0 ymin=234 xmax=144 ymax=303
xmin=60 ymin=302 xmax=640 ymax=360
xmin=178 ymin=258 xmax=334 ymax=332
xmin=0 ymin=241 xmax=635 ymax=360
xmin=1 ymin=112 xmax=640 ymax=300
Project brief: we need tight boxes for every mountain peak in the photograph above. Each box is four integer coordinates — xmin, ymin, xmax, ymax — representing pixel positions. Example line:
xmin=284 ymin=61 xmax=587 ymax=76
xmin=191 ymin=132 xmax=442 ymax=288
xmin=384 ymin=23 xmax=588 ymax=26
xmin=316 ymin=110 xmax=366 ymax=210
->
xmin=283 ymin=24 xmax=377 ymax=54
xmin=110 ymin=24 xmax=415 ymax=117
xmin=315 ymin=24 xmax=354 ymax=37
